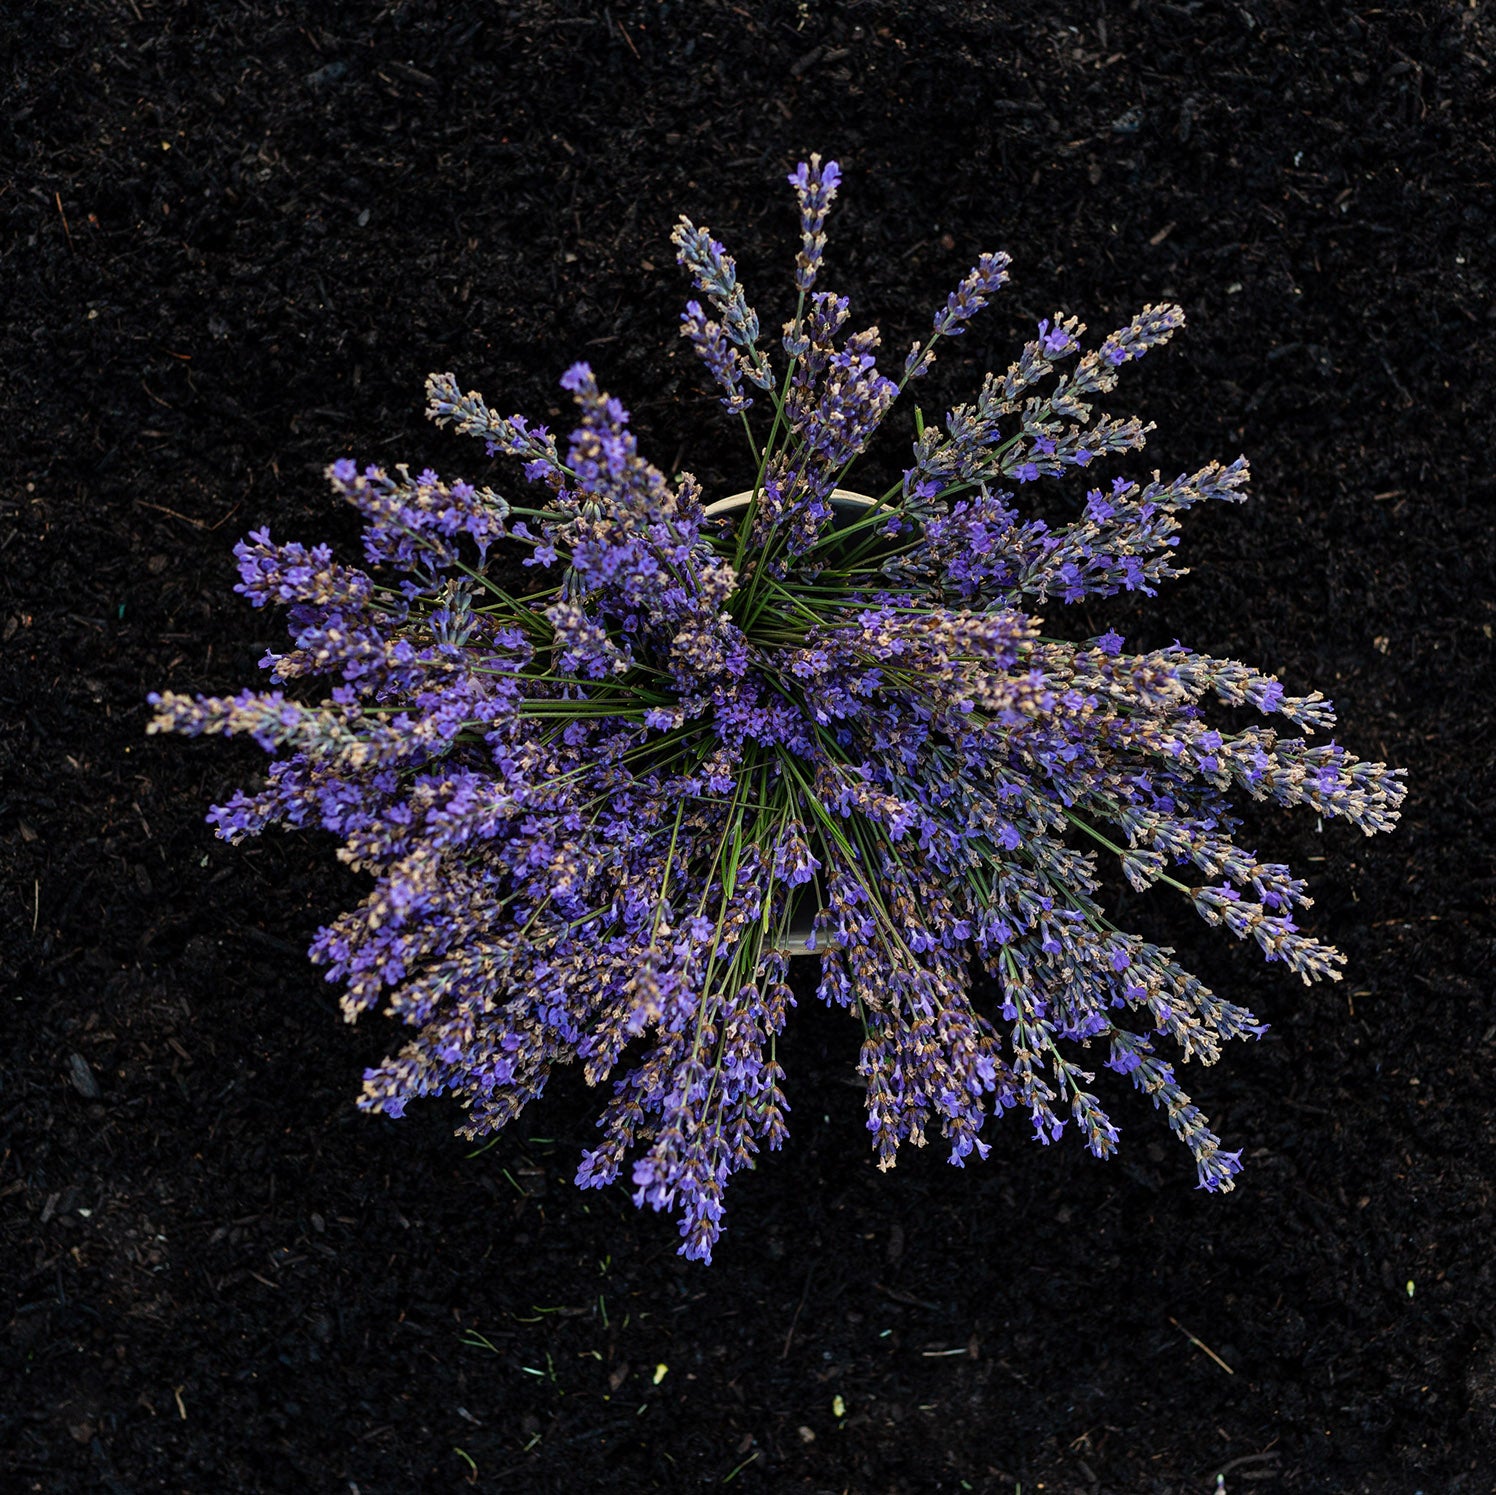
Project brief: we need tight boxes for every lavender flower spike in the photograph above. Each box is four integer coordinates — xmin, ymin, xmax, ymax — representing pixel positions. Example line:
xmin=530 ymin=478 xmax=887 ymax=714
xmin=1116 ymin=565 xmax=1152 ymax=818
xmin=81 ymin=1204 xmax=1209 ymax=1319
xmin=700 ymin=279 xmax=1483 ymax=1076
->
xmin=670 ymin=218 xmax=772 ymax=390
xmin=932 ymin=251 xmax=1013 ymax=337
xmin=787 ymin=153 xmax=842 ymax=292
xmin=906 ymin=250 xmax=1013 ymax=380
xmin=680 ymin=300 xmax=753 ymax=413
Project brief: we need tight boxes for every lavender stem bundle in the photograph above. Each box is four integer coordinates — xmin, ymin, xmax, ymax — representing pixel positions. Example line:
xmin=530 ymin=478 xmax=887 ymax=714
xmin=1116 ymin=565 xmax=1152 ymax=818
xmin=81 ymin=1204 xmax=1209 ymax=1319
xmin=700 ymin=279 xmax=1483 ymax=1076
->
xmin=149 ymin=157 xmax=1404 ymax=1261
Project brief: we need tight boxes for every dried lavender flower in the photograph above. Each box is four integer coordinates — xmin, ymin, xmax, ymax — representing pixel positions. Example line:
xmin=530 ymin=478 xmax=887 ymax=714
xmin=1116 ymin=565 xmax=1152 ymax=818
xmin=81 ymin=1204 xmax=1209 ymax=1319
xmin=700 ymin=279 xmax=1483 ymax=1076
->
xmin=150 ymin=157 xmax=1405 ymax=1262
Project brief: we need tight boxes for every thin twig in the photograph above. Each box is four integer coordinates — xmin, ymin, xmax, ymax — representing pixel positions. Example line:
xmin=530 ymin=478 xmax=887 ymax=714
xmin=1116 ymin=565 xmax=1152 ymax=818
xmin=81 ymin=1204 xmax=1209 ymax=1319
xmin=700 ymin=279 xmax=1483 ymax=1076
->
xmin=781 ymin=1260 xmax=815 ymax=1359
xmin=1168 ymin=1316 xmax=1234 ymax=1374
xmin=607 ymin=8 xmax=640 ymax=59
xmin=135 ymin=500 xmax=241 ymax=531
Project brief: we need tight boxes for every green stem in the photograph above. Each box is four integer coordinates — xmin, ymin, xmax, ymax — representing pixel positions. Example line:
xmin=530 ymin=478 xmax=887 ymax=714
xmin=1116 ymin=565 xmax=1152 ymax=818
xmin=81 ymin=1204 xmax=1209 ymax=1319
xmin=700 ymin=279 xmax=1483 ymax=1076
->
xmin=1061 ymin=808 xmax=1193 ymax=896
xmin=731 ymin=293 xmax=804 ymax=581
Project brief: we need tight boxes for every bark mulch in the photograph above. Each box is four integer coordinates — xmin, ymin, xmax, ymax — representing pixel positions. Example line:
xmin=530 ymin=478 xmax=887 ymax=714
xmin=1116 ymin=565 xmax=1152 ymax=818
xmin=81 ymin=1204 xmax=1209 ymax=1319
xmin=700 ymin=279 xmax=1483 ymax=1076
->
xmin=3 ymin=2 xmax=1493 ymax=1490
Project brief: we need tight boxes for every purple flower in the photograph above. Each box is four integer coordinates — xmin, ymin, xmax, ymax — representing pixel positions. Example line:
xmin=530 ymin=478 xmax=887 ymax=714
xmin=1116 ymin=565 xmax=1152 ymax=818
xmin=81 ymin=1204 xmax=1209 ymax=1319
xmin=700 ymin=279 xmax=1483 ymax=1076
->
xmin=1037 ymin=318 xmax=1077 ymax=357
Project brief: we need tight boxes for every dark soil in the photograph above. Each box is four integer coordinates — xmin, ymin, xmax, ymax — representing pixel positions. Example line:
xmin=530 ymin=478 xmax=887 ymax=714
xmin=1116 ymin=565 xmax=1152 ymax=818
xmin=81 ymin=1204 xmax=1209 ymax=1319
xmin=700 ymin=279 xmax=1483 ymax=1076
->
xmin=4 ymin=2 xmax=1494 ymax=1490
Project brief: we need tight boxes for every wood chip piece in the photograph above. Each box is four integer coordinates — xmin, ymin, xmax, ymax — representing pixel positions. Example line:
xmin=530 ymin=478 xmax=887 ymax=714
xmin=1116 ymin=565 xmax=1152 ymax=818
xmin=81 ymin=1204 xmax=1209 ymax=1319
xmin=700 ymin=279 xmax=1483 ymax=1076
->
xmin=68 ymin=1052 xmax=100 ymax=1099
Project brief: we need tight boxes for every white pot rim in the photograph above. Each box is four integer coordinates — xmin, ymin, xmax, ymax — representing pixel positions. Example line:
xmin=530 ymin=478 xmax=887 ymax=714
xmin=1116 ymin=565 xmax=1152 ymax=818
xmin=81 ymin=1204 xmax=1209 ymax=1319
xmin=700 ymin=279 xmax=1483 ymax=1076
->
xmin=702 ymin=487 xmax=878 ymax=517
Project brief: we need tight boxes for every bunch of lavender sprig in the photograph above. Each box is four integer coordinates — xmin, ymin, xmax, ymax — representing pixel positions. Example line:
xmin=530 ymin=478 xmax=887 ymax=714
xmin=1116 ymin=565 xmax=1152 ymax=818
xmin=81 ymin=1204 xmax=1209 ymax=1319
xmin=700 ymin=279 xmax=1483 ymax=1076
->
xmin=149 ymin=156 xmax=1404 ymax=1261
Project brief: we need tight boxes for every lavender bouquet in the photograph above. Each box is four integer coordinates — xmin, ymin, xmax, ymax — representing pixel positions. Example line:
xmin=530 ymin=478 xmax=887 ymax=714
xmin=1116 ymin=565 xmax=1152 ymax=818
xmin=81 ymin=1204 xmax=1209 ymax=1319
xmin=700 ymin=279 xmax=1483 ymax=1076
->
xmin=149 ymin=157 xmax=1404 ymax=1261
